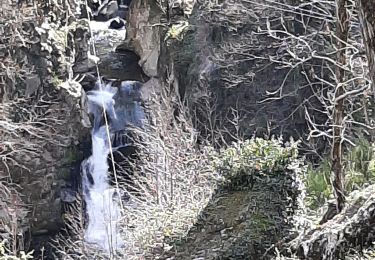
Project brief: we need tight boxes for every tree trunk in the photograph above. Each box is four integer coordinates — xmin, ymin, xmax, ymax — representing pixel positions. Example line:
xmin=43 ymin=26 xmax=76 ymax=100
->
xmin=357 ymin=0 xmax=375 ymax=93
xmin=331 ymin=0 xmax=349 ymax=213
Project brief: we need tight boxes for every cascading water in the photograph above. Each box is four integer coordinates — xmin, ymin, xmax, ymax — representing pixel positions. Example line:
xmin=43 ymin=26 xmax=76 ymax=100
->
xmin=81 ymin=0 xmax=144 ymax=250
xmin=81 ymin=81 xmax=144 ymax=252
xmin=81 ymin=83 xmax=122 ymax=252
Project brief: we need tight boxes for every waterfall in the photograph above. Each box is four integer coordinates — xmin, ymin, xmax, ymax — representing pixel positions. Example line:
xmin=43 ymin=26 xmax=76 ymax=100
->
xmin=81 ymin=81 xmax=144 ymax=251
xmin=81 ymin=83 xmax=122 ymax=252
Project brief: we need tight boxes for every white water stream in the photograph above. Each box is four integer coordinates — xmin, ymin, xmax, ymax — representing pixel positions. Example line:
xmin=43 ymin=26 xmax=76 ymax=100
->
xmin=81 ymin=84 xmax=123 ymax=252
xmin=81 ymin=1 xmax=143 ymax=250
xmin=81 ymin=81 xmax=144 ymax=252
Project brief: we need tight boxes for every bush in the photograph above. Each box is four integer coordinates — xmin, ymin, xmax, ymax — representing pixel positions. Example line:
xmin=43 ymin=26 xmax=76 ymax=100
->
xmin=305 ymin=159 xmax=332 ymax=209
xmin=345 ymin=137 xmax=375 ymax=190
xmin=216 ymin=137 xmax=301 ymax=178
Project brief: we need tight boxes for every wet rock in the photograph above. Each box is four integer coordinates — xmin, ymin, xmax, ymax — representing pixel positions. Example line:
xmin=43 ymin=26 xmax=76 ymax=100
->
xmin=109 ymin=18 xmax=125 ymax=29
xmin=73 ymin=19 xmax=127 ymax=77
xmin=86 ymin=20 xmax=126 ymax=57
xmin=80 ymin=73 xmax=97 ymax=91
xmin=111 ymin=80 xmax=144 ymax=131
xmin=95 ymin=0 xmax=119 ymax=21
xmin=99 ymin=50 xmax=148 ymax=82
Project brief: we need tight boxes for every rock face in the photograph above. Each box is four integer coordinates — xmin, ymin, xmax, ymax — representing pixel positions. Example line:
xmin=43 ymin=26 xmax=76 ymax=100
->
xmin=2 ymin=85 xmax=88 ymax=236
xmin=98 ymin=50 xmax=148 ymax=82
xmin=73 ymin=17 xmax=148 ymax=89
xmin=166 ymin=173 xmax=302 ymax=259
xmin=168 ymin=2 xmax=316 ymax=140
xmin=96 ymin=0 xmax=119 ymax=21
xmin=124 ymin=0 xmax=330 ymax=142
xmin=124 ymin=0 xmax=162 ymax=77
xmin=0 ymin=0 xmax=90 ymax=247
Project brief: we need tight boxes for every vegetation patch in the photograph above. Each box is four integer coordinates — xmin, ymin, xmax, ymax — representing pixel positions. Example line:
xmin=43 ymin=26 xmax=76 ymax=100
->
xmin=215 ymin=138 xmax=303 ymax=189
xmin=305 ymin=138 xmax=375 ymax=210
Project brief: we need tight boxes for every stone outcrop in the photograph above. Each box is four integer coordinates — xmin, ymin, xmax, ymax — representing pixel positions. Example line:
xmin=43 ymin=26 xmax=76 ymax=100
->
xmin=286 ymin=184 xmax=375 ymax=260
xmin=123 ymin=0 xmax=162 ymax=77
xmin=164 ymin=171 xmax=303 ymax=259
xmin=1 ymin=84 xmax=88 ymax=237
xmin=161 ymin=139 xmax=305 ymax=259
xmin=73 ymin=17 xmax=148 ymax=89
xmin=0 ymin=0 xmax=90 ymax=248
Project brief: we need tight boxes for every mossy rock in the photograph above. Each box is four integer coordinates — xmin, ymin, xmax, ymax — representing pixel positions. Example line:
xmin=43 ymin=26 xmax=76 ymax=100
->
xmin=163 ymin=138 xmax=304 ymax=259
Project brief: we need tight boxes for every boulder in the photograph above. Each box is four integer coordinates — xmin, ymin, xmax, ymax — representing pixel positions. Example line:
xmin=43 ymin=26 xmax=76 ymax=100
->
xmin=98 ymin=50 xmax=148 ymax=82
xmin=162 ymin=139 xmax=305 ymax=259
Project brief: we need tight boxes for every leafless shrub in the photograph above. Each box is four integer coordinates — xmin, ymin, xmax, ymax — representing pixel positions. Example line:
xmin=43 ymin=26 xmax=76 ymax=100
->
xmin=112 ymin=89 xmax=221 ymax=258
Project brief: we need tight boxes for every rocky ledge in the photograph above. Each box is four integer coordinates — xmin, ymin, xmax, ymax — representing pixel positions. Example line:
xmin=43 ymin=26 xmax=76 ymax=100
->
xmin=162 ymin=139 xmax=305 ymax=259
